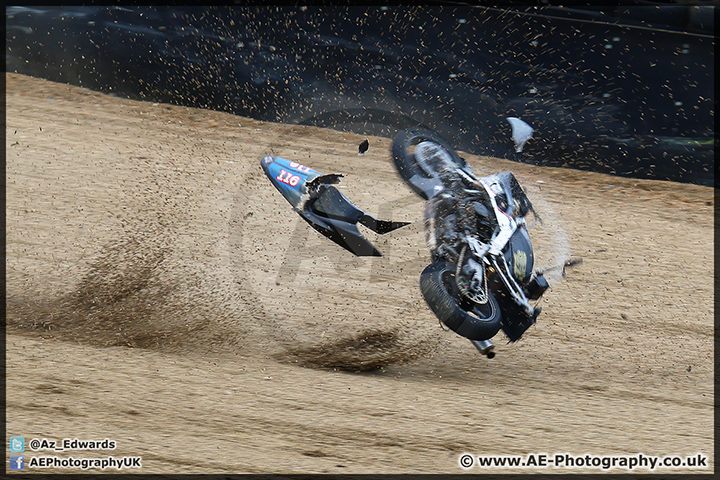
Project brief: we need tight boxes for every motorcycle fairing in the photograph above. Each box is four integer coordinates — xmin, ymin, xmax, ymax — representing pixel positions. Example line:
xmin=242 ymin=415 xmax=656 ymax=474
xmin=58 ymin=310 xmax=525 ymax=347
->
xmin=261 ymin=155 xmax=409 ymax=256
xmin=261 ymin=154 xmax=324 ymax=208
xmin=496 ymin=294 xmax=538 ymax=342
xmin=493 ymin=171 xmax=539 ymax=221
xmin=503 ymin=227 xmax=534 ymax=284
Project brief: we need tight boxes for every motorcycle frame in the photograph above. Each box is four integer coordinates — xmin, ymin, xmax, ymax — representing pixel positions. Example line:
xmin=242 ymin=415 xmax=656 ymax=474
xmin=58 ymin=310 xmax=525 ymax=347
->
xmin=446 ymin=167 xmax=537 ymax=317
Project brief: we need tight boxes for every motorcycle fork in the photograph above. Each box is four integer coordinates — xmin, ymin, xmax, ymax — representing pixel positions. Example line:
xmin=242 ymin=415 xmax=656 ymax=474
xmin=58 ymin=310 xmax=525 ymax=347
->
xmin=490 ymin=255 xmax=535 ymax=317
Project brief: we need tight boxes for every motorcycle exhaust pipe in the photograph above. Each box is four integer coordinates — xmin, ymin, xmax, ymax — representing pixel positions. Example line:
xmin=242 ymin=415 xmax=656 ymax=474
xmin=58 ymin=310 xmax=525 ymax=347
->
xmin=471 ymin=339 xmax=495 ymax=359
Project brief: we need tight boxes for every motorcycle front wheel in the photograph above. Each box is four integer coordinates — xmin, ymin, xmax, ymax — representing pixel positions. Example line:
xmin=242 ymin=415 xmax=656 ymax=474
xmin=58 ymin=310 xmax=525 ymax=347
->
xmin=391 ymin=127 xmax=469 ymax=200
xmin=420 ymin=261 xmax=502 ymax=341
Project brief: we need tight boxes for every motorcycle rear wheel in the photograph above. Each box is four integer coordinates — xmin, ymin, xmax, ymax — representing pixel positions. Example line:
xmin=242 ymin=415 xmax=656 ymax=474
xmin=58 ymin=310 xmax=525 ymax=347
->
xmin=420 ymin=261 xmax=502 ymax=341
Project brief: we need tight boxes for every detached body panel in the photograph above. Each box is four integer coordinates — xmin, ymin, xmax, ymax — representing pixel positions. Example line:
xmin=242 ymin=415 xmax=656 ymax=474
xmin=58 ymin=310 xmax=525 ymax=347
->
xmin=261 ymin=155 xmax=408 ymax=256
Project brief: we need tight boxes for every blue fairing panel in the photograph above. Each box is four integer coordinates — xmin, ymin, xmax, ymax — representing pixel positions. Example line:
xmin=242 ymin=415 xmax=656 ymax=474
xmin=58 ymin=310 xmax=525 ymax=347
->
xmin=261 ymin=155 xmax=409 ymax=256
xmin=261 ymin=155 xmax=322 ymax=209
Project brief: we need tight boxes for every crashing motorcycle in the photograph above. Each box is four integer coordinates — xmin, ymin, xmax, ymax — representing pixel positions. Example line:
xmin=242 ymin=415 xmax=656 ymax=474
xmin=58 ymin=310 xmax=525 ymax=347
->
xmin=261 ymin=127 xmax=551 ymax=359
xmin=391 ymin=127 xmax=549 ymax=358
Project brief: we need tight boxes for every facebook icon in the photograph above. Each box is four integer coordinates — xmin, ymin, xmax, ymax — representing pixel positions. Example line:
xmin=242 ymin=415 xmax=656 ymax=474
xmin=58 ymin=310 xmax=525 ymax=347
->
xmin=10 ymin=455 xmax=25 ymax=470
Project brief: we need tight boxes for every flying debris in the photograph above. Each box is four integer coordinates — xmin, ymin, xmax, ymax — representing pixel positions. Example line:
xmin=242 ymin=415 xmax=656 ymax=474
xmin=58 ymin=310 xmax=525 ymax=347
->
xmin=358 ymin=138 xmax=369 ymax=155
xmin=506 ymin=117 xmax=534 ymax=153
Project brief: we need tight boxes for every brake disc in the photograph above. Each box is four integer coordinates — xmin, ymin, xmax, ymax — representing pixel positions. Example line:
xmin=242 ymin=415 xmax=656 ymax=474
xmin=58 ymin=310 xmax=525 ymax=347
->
xmin=455 ymin=246 xmax=489 ymax=304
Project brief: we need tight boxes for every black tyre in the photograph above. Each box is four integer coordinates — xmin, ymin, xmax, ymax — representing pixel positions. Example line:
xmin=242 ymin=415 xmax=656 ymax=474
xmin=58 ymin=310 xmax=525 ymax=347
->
xmin=391 ymin=127 xmax=468 ymax=200
xmin=420 ymin=261 xmax=502 ymax=341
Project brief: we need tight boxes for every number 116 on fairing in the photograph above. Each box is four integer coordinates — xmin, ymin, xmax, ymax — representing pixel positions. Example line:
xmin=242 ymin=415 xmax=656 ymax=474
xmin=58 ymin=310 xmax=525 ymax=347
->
xmin=276 ymin=169 xmax=301 ymax=187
